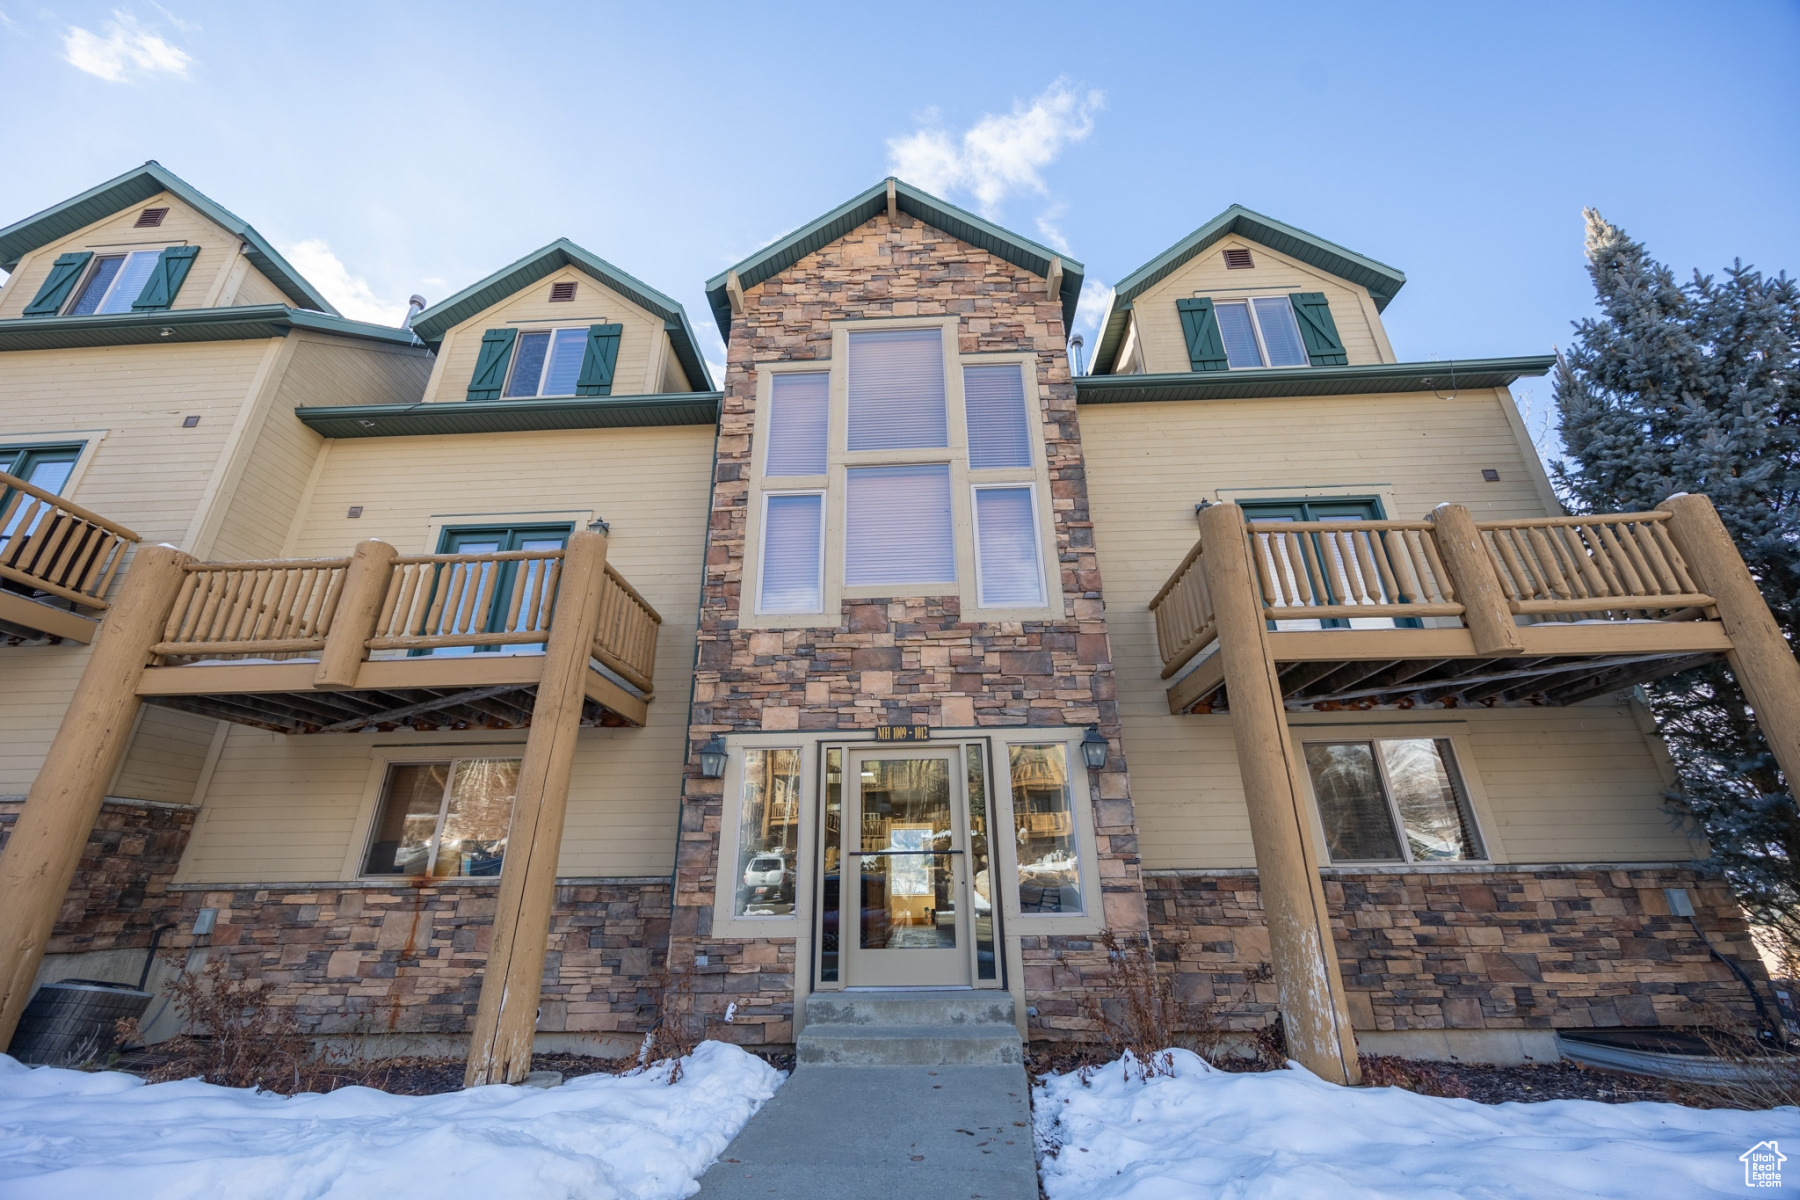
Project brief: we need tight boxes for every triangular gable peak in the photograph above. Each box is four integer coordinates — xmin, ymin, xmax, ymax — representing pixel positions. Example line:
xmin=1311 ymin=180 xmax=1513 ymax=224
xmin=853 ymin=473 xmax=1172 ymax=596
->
xmin=0 ymin=161 xmax=335 ymax=316
xmin=412 ymin=239 xmax=713 ymax=403
xmin=1091 ymin=205 xmax=1405 ymax=375
xmin=704 ymin=177 xmax=1085 ymax=338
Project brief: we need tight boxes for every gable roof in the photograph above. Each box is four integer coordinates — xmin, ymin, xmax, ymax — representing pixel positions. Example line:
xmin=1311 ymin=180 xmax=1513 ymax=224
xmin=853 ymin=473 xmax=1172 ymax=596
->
xmin=0 ymin=161 xmax=337 ymax=315
xmin=704 ymin=177 xmax=1084 ymax=338
xmin=1090 ymin=204 xmax=1406 ymax=374
xmin=411 ymin=238 xmax=713 ymax=392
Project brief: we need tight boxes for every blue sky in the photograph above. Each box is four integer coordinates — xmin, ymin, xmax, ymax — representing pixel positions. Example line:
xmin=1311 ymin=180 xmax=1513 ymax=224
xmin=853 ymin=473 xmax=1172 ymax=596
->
xmin=3 ymin=1 xmax=1796 ymax=440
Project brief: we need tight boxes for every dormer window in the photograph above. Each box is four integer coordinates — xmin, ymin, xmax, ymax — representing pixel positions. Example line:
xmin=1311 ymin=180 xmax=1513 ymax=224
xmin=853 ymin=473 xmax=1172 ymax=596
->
xmin=504 ymin=327 xmax=589 ymax=397
xmin=1215 ymin=296 xmax=1309 ymax=368
xmin=66 ymin=251 xmax=163 ymax=316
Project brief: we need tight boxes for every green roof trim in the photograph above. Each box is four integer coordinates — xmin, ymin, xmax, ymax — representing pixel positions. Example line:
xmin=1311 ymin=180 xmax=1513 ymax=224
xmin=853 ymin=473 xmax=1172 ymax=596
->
xmin=1090 ymin=205 xmax=1407 ymax=375
xmin=1074 ymin=356 xmax=1554 ymax=405
xmin=705 ymin=177 xmax=1084 ymax=337
xmin=0 ymin=161 xmax=338 ymax=315
xmin=295 ymin=392 xmax=723 ymax=438
xmin=411 ymin=238 xmax=713 ymax=392
xmin=0 ymin=304 xmax=421 ymax=353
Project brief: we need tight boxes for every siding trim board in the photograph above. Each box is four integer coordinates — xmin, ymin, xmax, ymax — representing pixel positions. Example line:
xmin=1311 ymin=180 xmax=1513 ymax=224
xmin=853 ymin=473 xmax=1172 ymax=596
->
xmin=296 ymin=391 xmax=724 ymax=437
xmin=704 ymin=177 xmax=1085 ymax=336
xmin=1091 ymin=204 xmax=1408 ymax=374
xmin=1074 ymin=356 xmax=1555 ymax=404
xmin=0 ymin=305 xmax=420 ymax=352
xmin=0 ymin=161 xmax=335 ymax=313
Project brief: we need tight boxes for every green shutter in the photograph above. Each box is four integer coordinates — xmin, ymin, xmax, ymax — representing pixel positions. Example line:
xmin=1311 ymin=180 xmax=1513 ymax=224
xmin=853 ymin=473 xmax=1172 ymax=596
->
xmin=1289 ymin=293 xmax=1348 ymax=366
xmin=575 ymin=323 xmax=623 ymax=397
xmin=22 ymin=252 xmax=93 ymax=317
xmin=131 ymin=246 xmax=200 ymax=311
xmin=1176 ymin=297 xmax=1228 ymax=371
xmin=466 ymin=328 xmax=518 ymax=401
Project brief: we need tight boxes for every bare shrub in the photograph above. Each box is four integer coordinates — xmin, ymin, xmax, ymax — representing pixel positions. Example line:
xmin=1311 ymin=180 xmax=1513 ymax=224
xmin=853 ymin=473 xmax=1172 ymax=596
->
xmin=1083 ymin=931 xmax=1186 ymax=1080
xmin=631 ymin=966 xmax=701 ymax=1084
xmin=1674 ymin=1017 xmax=1800 ymax=1111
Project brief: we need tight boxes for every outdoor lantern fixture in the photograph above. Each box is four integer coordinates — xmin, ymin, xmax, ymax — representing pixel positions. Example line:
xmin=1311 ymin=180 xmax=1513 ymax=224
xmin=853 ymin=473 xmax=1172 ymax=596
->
xmin=1080 ymin=725 xmax=1109 ymax=771
xmin=698 ymin=735 xmax=729 ymax=778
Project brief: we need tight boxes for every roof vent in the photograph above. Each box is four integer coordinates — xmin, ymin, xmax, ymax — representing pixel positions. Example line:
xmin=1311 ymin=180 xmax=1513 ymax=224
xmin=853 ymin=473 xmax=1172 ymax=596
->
xmin=135 ymin=207 xmax=169 ymax=228
xmin=1223 ymin=248 xmax=1254 ymax=270
xmin=550 ymin=281 xmax=577 ymax=302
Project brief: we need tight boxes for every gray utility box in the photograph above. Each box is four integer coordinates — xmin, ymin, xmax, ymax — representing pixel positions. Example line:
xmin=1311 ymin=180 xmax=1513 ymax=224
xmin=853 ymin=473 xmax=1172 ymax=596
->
xmin=7 ymin=980 xmax=151 ymax=1065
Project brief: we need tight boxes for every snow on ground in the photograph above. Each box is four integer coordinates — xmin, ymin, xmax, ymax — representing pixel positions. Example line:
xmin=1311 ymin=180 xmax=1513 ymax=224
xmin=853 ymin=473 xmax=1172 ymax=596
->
xmin=0 ymin=1040 xmax=781 ymax=1200
xmin=1035 ymin=1049 xmax=1800 ymax=1199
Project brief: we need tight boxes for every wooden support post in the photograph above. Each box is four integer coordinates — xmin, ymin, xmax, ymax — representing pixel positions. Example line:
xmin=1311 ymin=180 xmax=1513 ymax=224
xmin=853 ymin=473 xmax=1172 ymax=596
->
xmin=1197 ymin=504 xmax=1360 ymax=1085
xmin=465 ymin=529 xmax=609 ymax=1087
xmin=313 ymin=539 xmax=396 ymax=689
xmin=1430 ymin=503 xmax=1525 ymax=655
xmin=1662 ymin=493 xmax=1800 ymax=787
xmin=0 ymin=544 xmax=191 ymax=1048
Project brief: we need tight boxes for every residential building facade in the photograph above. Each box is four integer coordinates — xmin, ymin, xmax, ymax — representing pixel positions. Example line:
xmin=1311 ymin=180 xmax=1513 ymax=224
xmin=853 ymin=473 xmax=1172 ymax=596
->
xmin=3 ymin=165 xmax=1795 ymax=1085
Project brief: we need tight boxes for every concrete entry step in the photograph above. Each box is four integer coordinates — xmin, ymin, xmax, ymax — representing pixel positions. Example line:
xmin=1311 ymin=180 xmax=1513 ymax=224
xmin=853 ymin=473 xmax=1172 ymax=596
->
xmin=798 ymin=989 xmax=1022 ymax=1067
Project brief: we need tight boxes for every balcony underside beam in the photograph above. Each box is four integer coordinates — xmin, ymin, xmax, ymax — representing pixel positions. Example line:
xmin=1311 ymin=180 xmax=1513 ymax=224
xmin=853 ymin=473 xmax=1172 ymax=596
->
xmin=0 ymin=588 xmax=98 ymax=643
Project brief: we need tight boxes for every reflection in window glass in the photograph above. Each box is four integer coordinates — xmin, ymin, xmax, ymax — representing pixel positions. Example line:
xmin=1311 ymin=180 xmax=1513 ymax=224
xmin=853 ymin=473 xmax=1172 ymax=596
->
xmin=820 ymin=748 xmax=842 ymax=980
xmin=361 ymin=758 xmax=520 ymax=877
xmin=735 ymin=749 xmax=802 ymax=916
xmin=1252 ymin=296 xmax=1309 ymax=367
xmin=1303 ymin=738 xmax=1484 ymax=864
xmin=1009 ymin=743 xmax=1082 ymax=913
xmin=967 ymin=744 xmax=996 ymax=979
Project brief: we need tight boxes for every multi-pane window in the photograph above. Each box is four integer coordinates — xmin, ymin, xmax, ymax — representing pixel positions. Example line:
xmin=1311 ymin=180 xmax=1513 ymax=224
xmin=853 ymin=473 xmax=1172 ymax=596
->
xmin=1 ymin=444 xmax=83 ymax=546
xmin=505 ymin=328 xmax=589 ymax=397
xmin=361 ymin=758 xmax=522 ymax=877
xmin=1216 ymin=296 xmax=1309 ymax=368
xmin=1303 ymin=737 xmax=1485 ymax=864
xmin=752 ymin=324 xmax=1050 ymax=621
xmin=66 ymin=251 xmax=162 ymax=316
xmin=1010 ymin=744 xmax=1083 ymax=913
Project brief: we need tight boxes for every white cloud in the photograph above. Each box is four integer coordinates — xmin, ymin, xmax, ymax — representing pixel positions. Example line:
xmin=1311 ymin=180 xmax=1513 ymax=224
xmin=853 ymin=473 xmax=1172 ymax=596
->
xmin=1073 ymin=277 xmax=1114 ymax=343
xmin=63 ymin=11 xmax=192 ymax=82
xmin=886 ymin=79 xmax=1103 ymax=219
xmin=278 ymin=239 xmax=405 ymax=326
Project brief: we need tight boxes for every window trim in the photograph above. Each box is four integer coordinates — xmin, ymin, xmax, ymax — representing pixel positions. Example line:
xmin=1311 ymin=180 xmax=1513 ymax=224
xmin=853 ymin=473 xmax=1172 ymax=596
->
xmin=351 ymin=751 xmax=526 ymax=881
xmin=740 ymin=320 xmax=1058 ymax=629
xmin=1212 ymin=294 xmax=1308 ymax=370
xmin=1290 ymin=719 xmax=1506 ymax=868
xmin=755 ymin=488 xmax=827 ymax=615
xmin=970 ymin=482 xmax=1047 ymax=609
xmin=502 ymin=326 xmax=591 ymax=398
xmin=65 ymin=249 xmax=164 ymax=316
xmin=0 ymin=434 xmax=101 ymax=509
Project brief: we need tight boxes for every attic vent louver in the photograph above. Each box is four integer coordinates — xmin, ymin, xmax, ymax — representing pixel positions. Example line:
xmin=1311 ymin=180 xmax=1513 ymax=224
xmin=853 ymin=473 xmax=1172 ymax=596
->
xmin=549 ymin=281 xmax=577 ymax=302
xmin=1223 ymin=248 xmax=1254 ymax=270
xmin=135 ymin=207 xmax=169 ymax=229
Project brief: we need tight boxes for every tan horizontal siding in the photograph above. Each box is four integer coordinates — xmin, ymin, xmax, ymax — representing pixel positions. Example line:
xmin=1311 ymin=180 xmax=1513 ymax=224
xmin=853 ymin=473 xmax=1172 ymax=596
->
xmin=177 ymin=423 xmax=715 ymax=883
xmin=1081 ymin=392 xmax=1683 ymax=868
xmin=0 ymin=192 xmax=252 ymax=320
xmin=1127 ymin=234 xmax=1393 ymax=374
xmin=112 ymin=707 xmax=218 ymax=805
xmin=225 ymin=266 xmax=289 ymax=307
xmin=421 ymin=267 xmax=678 ymax=405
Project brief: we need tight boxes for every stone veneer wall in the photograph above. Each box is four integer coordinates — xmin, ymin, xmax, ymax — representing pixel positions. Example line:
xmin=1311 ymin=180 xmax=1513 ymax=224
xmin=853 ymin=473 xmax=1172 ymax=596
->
xmin=147 ymin=881 xmax=671 ymax=1036
xmin=676 ymin=211 xmax=1147 ymax=1045
xmin=0 ymin=797 xmax=196 ymax=954
xmin=1146 ymin=866 xmax=1765 ymax=1034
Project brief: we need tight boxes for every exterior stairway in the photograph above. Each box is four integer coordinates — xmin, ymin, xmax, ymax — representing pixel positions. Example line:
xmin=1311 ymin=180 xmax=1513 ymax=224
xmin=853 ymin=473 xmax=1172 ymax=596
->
xmin=796 ymin=989 xmax=1023 ymax=1066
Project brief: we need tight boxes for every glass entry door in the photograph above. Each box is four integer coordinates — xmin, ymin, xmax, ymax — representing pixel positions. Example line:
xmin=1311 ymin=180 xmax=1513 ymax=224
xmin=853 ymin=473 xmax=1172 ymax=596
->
xmin=838 ymin=746 xmax=980 ymax=988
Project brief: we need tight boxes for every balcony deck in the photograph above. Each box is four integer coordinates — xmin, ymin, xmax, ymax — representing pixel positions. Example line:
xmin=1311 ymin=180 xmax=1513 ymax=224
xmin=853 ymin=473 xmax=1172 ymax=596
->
xmin=1152 ymin=509 xmax=1732 ymax=715
xmin=0 ymin=469 xmax=138 ymax=643
xmin=132 ymin=544 xmax=661 ymax=732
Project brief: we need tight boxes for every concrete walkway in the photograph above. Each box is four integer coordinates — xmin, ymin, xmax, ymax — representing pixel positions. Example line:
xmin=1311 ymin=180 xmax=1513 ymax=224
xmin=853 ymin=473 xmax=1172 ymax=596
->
xmin=693 ymin=1064 xmax=1040 ymax=1199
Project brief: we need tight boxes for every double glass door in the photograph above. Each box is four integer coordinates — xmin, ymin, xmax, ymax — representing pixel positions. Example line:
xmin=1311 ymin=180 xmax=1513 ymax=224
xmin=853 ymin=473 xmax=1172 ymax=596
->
xmin=819 ymin=744 xmax=998 ymax=989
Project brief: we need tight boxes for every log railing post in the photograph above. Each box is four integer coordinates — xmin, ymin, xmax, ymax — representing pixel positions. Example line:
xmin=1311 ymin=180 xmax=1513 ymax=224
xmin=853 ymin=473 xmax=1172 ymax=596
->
xmin=0 ymin=543 xmax=192 ymax=1048
xmin=1197 ymin=503 xmax=1360 ymax=1085
xmin=313 ymin=539 xmax=397 ymax=688
xmin=1429 ymin=503 xmax=1525 ymax=654
xmin=1662 ymin=493 xmax=1800 ymax=787
xmin=465 ymin=528 xmax=609 ymax=1087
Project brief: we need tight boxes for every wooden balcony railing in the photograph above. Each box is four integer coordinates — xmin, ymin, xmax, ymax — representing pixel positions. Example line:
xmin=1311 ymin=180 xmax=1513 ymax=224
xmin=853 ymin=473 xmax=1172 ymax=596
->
xmin=148 ymin=544 xmax=661 ymax=696
xmin=1480 ymin=512 xmax=1712 ymax=618
xmin=1151 ymin=508 xmax=1719 ymax=677
xmin=0 ymin=469 xmax=138 ymax=612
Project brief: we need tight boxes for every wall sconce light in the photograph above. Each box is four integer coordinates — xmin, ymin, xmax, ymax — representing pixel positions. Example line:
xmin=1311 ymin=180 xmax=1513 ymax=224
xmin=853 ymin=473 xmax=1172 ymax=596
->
xmin=1080 ymin=725 xmax=1108 ymax=771
xmin=698 ymin=735 xmax=728 ymax=778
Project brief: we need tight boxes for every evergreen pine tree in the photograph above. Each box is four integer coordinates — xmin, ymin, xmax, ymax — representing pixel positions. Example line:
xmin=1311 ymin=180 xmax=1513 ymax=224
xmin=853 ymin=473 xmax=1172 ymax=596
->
xmin=1555 ymin=209 xmax=1800 ymax=951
